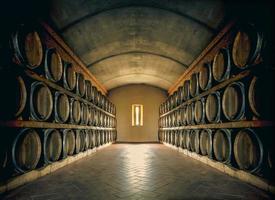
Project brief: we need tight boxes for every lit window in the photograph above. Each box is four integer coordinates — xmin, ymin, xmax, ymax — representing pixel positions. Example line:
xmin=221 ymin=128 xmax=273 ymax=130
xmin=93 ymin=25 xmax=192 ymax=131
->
xmin=132 ymin=104 xmax=143 ymax=126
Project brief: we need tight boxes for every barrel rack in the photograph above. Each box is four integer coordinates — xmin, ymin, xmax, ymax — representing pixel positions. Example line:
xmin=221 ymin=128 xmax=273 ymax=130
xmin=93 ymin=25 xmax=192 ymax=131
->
xmin=158 ymin=20 xmax=275 ymax=194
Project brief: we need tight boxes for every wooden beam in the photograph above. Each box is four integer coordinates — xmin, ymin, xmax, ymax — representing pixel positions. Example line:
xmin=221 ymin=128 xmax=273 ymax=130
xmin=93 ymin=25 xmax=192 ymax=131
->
xmin=41 ymin=22 xmax=108 ymax=95
xmin=159 ymin=120 xmax=274 ymax=130
xmin=168 ymin=20 xmax=236 ymax=95
xmin=0 ymin=120 xmax=116 ymax=130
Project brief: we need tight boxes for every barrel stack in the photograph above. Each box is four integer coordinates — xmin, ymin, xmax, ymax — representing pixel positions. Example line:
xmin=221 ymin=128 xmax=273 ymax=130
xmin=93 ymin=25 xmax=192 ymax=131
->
xmin=158 ymin=22 xmax=274 ymax=180
xmin=0 ymin=23 xmax=117 ymax=179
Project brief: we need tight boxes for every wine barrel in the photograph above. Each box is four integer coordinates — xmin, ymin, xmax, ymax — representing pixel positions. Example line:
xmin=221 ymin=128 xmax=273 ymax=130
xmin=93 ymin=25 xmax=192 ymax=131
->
xmin=190 ymin=73 xmax=199 ymax=97
xmin=80 ymin=103 xmax=89 ymax=125
xmin=185 ymin=103 xmax=194 ymax=125
xmin=63 ymin=129 xmax=75 ymax=157
xmin=182 ymin=130 xmax=191 ymax=150
xmin=94 ymin=109 xmax=99 ymax=126
xmin=232 ymin=24 xmax=264 ymax=69
xmin=44 ymin=48 xmax=63 ymax=82
xmin=222 ymin=82 xmax=245 ymax=121
xmin=89 ymin=130 xmax=95 ymax=148
xmin=54 ymin=92 xmax=70 ymax=123
xmin=0 ymin=73 xmax=27 ymax=119
xmin=213 ymin=129 xmax=232 ymax=164
xmin=76 ymin=73 xmax=86 ymax=97
xmin=12 ymin=128 xmax=41 ymax=173
xmin=194 ymin=98 xmax=205 ymax=124
xmin=43 ymin=129 xmax=62 ymax=163
xmin=70 ymin=99 xmax=81 ymax=124
xmin=30 ymin=82 xmax=53 ymax=121
xmin=233 ymin=128 xmax=263 ymax=173
xmin=176 ymin=109 xmax=181 ymax=126
xmin=173 ymin=91 xmax=179 ymax=107
xmin=85 ymin=80 xmax=92 ymax=101
xmin=89 ymin=107 xmax=95 ymax=126
xmin=248 ymin=76 xmax=272 ymax=118
xmin=11 ymin=26 xmax=43 ymax=68
xmin=178 ymin=86 xmax=184 ymax=104
xmin=199 ymin=63 xmax=212 ymax=91
xmin=175 ymin=130 xmax=180 ymax=147
xmin=97 ymin=91 xmax=102 ymax=107
xmin=180 ymin=107 xmax=186 ymax=126
xmin=92 ymin=86 xmax=98 ymax=105
xmin=212 ymin=48 xmax=231 ymax=82
xmin=84 ymin=130 xmax=90 ymax=151
xmin=171 ymin=112 xmax=176 ymax=127
xmin=75 ymin=130 xmax=86 ymax=153
xmin=200 ymin=129 xmax=213 ymax=157
xmin=189 ymin=130 xmax=200 ymax=153
xmin=205 ymin=92 xmax=221 ymax=123
xmin=183 ymin=80 xmax=190 ymax=101
xmin=63 ymin=62 xmax=76 ymax=91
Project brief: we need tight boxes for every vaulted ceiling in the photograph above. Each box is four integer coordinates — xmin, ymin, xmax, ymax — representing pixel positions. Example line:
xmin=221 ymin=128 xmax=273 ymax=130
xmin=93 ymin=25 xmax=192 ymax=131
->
xmin=50 ymin=0 xmax=226 ymax=91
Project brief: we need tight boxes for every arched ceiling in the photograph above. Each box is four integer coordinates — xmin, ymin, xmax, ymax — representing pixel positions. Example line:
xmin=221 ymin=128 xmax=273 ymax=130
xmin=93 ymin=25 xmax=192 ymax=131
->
xmin=50 ymin=0 xmax=226 ymax=91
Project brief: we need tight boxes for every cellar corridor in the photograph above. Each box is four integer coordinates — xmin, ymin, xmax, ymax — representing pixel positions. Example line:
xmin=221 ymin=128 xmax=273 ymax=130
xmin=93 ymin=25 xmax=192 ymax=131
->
xmin=1 ymin=144 xmax=272 ymax=200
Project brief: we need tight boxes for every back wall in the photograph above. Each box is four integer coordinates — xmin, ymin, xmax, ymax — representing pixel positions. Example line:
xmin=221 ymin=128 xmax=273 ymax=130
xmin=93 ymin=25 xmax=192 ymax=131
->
xmin=108 ymin=84 xmax=167 ymax=142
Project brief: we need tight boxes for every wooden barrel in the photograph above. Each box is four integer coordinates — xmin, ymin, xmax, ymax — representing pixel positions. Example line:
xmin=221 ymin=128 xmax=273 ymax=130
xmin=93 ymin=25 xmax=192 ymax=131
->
xmin=97 ymin=91 xmax=102 ymax=107
xmin=0 ymin=72 xmax=27 ymax=119
xmin=63 ymin=129 xmax=75 ymax=157
xmin=177 ymin=86 xmax=184 ymax=104
xmin=44 ymin=48 xmax=63 ymax=82
xmin=80 ymin=103 xmax=89 ymax=125
xmin=180 ymin=107 xmax=186 ymax=126
xmin=54 ymin=92 xmax=70 ymax=123
xmin=182 ymin=130 xmax=191 ymax=150
xmin=183 ymin=80 xmax=190 ymax=101
xmin=212 ymin=48 xmax=231 ymax=82
xmin=30 ymin=81 xmax=53 ymax=121
xmin=233 ymin=128 xmax=263 ymax=173
xmin=248 ymin=76 xmax=272 ymax=118
xmin=190 ymin=73 xmax=199 ymax=97
xmin=199 ymin=63 xmax=212 ymax=91
xmin=200 ymin=129 xmax=213 ymax=157
xmin=194 ymin=98 xmax=205 ymax=124
xmin=84 ymin=130 xmax=90 ymax=151
xmin=92 ymin=86 xmax=98 ymax=105
xmin=11 ymin=27 xmax=43 ymax=68
xmin=171 ymin=112 xmax=176 ymax=127
xmin=213 ymin=129 xmax=232 ymax=164
xmin=185 ymin=103 xmax=194 ymax=125
xmin=94 ymin=109 xmax=99 ymax=126
xmin=85 ymin=80 xmax=92 ymax=101
xmin=232 ymin=24 xmax=264 ymax=69
xmin=76 ymin=73 xmax=86 ymax=97
xmin=189 ymin=130 xmax=200 ymax=153
xmin=173 ymin=91 xmax=179 ymax=108
xmin=89 ymin=107 xmax=95 ymax=126
xmin=222 ymin=82 xmax=245 ymax=121
xmin=43 ymin=129 xmax=62 ymax=163
xmin=63 ymin=62 xmax=76 ymax=91
xmin=12 ymin=128 xmax=41 ymax=173
xmin=75 ymin=130 xmax=86 ymax=153
xmin=205 ymin=92 xmax=221 ymax=123
xmin=176 ymin=109 xmax=181 ymax=126
xmin=70 ymin=99 xmax=81 ymax=124
xmin=88 ymin=130 xmax=94 ymax=148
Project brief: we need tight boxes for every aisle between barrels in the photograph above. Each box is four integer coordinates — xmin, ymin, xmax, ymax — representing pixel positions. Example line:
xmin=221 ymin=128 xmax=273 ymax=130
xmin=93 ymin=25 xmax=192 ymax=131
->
xmin=1 ymin=144 xmax=273 ymax=200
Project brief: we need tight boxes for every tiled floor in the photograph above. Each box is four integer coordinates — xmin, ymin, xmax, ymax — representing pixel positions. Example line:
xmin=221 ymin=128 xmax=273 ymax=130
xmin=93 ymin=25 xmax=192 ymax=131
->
xmin=1 ymin=144 xmax=273 ymax=200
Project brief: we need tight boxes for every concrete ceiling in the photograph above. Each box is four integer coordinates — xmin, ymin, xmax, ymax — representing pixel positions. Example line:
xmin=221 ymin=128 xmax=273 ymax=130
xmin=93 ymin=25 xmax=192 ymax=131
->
xmin=50 ymin=0 xmax=226 ymax=91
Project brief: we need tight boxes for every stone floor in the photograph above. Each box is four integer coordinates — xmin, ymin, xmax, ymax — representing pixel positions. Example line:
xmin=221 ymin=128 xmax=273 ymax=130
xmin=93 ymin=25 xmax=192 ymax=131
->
xmin=1 ymin=144 xmax=273 ymax=200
